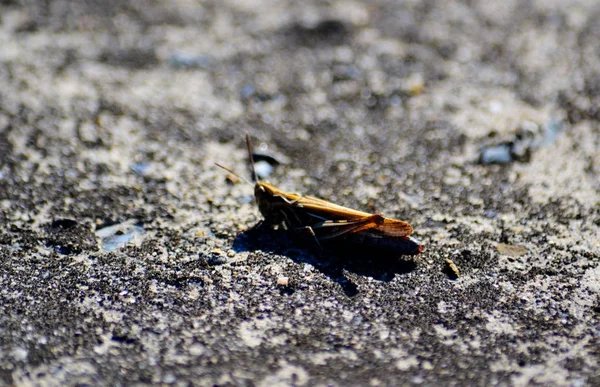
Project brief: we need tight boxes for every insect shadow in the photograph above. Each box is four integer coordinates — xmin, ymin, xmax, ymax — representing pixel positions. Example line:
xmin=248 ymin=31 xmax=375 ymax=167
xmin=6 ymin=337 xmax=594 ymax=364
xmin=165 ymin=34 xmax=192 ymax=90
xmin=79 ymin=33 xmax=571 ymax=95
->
xmin=232 ymin=223 xmax=418 ymax=297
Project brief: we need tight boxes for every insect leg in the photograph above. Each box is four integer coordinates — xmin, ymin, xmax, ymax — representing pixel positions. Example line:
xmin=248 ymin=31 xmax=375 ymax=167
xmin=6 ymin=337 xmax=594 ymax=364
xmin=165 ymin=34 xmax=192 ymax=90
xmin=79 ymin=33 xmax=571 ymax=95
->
xmin=250 ymin=219 xmax=265 ymax=230
xmin=300 ymin=226 xmax=323 ymax=250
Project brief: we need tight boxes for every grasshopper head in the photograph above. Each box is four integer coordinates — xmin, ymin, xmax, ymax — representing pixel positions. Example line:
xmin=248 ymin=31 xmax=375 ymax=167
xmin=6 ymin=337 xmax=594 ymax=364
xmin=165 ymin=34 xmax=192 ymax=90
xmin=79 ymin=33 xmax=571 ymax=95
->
xmin=254 ymin=181 xmax=281 ymax=223
xmin=254 ymin=181 xmax=276 ymax=219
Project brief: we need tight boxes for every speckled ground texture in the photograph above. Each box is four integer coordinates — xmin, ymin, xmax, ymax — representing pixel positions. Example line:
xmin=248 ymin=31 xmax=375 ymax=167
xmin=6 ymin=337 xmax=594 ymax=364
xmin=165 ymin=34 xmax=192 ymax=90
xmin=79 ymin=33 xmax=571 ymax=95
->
xmin=1 ymin=1 xmax=599 ymax=386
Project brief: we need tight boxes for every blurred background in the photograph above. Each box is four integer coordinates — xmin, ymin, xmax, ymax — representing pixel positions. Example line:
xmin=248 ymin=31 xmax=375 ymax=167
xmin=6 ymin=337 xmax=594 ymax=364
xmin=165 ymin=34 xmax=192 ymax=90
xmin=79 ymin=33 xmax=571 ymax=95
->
xmin=1 ymin=1 xmax=599 ymax=385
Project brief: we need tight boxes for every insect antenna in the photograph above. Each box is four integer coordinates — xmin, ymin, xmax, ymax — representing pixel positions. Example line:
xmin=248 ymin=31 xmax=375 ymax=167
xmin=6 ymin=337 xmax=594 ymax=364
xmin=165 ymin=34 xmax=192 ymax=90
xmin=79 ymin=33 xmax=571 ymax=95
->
xmin=214 ymin=162 xmax=253 ymax=187
xmin=246 ymin=134 xmax=259 ymax=183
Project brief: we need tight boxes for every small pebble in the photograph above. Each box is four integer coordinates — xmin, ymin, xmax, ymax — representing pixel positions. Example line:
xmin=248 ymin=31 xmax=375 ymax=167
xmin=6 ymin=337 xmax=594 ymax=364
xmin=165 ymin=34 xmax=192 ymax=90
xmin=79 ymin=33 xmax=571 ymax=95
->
xmin=444 ymin=258 xmax=460 ymax=279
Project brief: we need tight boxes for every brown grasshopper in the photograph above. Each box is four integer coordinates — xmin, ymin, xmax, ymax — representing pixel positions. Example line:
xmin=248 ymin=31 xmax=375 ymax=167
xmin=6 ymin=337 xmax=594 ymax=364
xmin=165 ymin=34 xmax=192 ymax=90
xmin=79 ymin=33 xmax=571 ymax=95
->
xmin=216 ymin=135 xmax=423 ymax=255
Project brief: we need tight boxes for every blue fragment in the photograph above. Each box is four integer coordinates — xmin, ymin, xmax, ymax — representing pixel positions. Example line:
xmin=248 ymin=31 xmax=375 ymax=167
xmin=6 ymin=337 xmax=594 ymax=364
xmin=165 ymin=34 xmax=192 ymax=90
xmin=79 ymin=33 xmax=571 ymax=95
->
xmin=479 ymin=144 xmax=513 ymax=164
xmin=254 ymin=161 xmax=274 ymax=179
xmin=96 ymin=221 xmax=145 ymax=251
xmin=240 ymin=84 xmax=256 ymax=99
xmin=131 ymin=162 xmax=150 ymax=176
xmin=168 ymin=53 xmax=211 ymax=69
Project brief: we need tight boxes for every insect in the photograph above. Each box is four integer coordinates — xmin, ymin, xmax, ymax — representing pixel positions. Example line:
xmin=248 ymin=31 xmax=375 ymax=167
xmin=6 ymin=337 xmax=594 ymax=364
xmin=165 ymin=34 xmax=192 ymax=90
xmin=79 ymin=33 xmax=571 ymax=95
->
xmin=216 ymin=135 xmax=423 ymax=256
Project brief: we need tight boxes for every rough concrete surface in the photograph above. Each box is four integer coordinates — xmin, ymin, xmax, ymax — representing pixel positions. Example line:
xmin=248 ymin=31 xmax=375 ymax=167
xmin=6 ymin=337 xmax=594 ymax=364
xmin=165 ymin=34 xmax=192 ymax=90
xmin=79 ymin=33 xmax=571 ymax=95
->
xmin=1 ymin=0 xmax=599 ymax=386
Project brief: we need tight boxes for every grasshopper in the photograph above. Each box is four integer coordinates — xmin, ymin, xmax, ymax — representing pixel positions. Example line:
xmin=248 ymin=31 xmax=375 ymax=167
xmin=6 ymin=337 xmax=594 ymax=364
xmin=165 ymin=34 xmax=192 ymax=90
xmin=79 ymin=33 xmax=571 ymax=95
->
xmin=216 ymin=135 xmax=423 ymax=256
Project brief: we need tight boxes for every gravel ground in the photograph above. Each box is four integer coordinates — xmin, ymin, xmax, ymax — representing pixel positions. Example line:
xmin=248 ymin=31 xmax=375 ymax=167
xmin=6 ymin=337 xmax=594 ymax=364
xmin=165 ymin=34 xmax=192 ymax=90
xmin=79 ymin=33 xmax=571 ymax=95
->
xmin=1 ymin=1 xmax=599 ymax=386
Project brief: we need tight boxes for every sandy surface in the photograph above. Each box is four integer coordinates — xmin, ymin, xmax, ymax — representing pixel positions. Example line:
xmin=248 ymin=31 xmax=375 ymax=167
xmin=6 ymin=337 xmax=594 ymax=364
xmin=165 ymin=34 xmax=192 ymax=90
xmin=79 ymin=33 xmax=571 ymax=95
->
xmin=1 ymin=0 xmax=599 ymax=385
